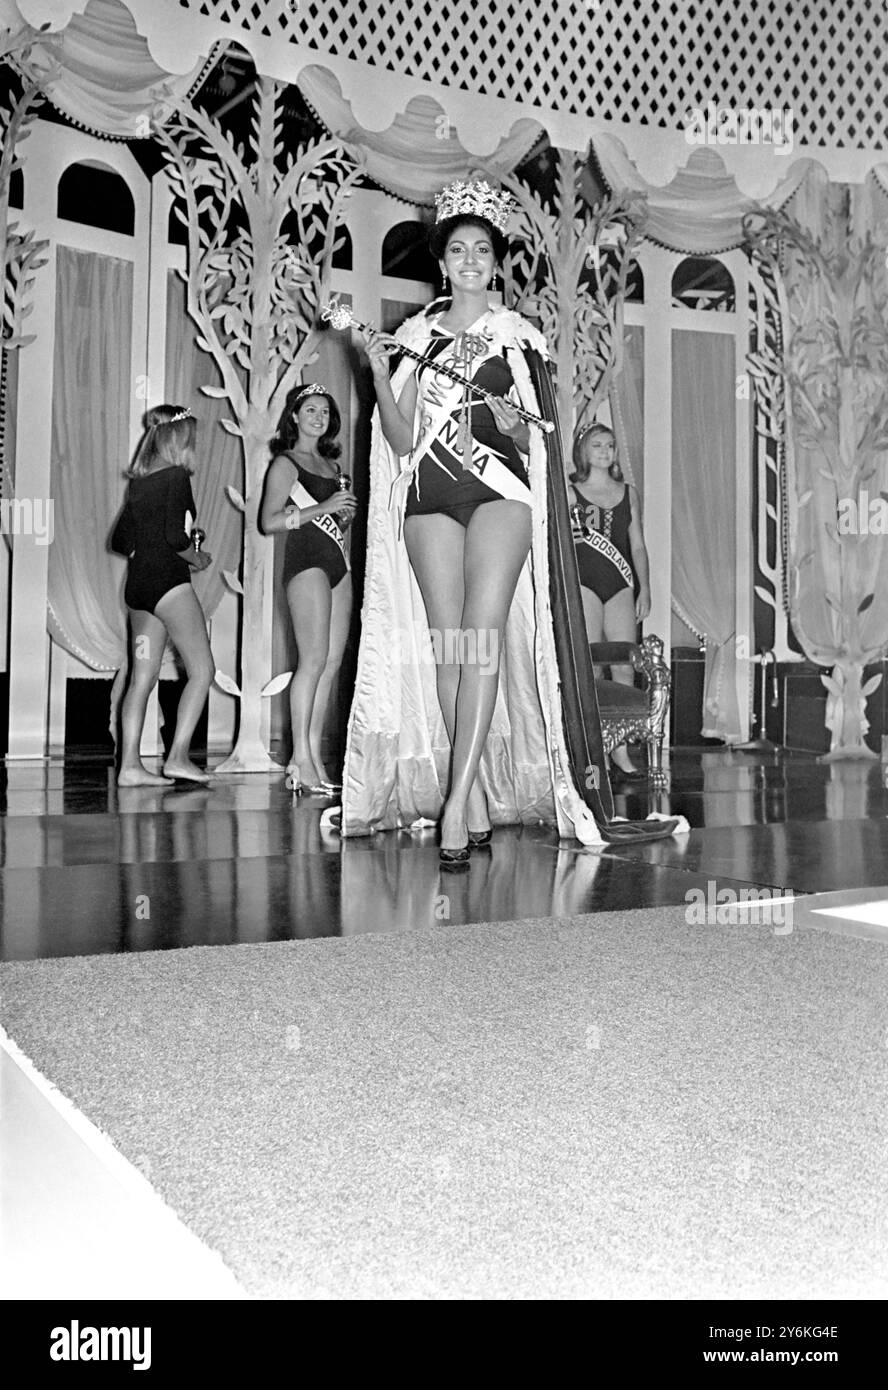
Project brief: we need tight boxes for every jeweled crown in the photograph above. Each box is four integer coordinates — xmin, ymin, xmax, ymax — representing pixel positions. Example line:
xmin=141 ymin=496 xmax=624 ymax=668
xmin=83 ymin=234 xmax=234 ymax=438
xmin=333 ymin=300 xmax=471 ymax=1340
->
xmin=434 ymin=179 xmax=512 ymax=233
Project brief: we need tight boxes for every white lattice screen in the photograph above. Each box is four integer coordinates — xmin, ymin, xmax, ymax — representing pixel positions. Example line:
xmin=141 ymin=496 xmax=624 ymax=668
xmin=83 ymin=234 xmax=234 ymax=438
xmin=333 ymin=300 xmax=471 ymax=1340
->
xmin=177 ymin=0 xmax=886 ymax=150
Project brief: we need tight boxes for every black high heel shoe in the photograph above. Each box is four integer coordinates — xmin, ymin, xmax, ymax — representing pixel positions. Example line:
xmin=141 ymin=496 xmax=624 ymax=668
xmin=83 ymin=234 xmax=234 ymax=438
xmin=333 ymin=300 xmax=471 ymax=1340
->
xmin=438 ymin=818 xmax=471 ymax=868
xmin=439 ymin=845 xmax=470 ymax=875
xmin=439 ymin=844 xmax=471 ymax=868
xmin=467 ymin=828 xmax=492 ymax=848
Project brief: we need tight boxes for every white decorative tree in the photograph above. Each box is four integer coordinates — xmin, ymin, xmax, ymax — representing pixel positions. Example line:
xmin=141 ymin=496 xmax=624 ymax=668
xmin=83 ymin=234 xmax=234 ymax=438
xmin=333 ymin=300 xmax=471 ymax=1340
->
xmin=483 ymin=150 xmax=646 ymax=445
xmin=153 ymin=74 xmax=362 ymax=771
xmin=1 ymin=49 xmax=50 ymax=500
xmin=745 ymin=195 xmax=888 ymax=759
xmin=744 ymin=254 xmax=799 ymax=666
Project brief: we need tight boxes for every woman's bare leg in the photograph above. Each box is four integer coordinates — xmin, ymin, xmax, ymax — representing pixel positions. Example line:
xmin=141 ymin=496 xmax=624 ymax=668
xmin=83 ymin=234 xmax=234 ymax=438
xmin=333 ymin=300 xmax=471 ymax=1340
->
xmin=153 ymin=583 xmax=215 ymax=781
xmin=581 ymin=585 xmax=605 ymax=644
xmin=286 ymin=569 xmax=332 ymax=786
xmin=308 ymin=575 xmax=352 ymax=780
xmin=441 ymin=499 xmax=532 ymax=850
xmin=405 ymin=514 xmax=490 ymax=831
xmin=118 ymin=610 xmax=167 ymax=785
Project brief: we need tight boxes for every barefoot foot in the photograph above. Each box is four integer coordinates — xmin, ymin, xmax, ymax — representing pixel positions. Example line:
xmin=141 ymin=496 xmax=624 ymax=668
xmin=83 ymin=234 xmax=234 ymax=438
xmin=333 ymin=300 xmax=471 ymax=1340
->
xmin=163 ymin=759 xmax=211 ymax=784
xmin=117 ymin=766 xmax=168 ymax=787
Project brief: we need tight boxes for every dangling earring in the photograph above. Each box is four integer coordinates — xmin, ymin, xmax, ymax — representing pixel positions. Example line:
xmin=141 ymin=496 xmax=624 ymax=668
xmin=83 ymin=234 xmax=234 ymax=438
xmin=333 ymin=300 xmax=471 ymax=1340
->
xmin=442 ymin=270 xmax=449 ymax=295
xmin=493 ymin=270 xmax=500 ymax=294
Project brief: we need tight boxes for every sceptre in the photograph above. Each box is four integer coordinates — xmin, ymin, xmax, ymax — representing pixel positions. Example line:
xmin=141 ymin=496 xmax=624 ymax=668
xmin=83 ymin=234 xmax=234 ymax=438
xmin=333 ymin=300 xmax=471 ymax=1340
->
xmin=322 ymin=299 xmax=555 ymax=434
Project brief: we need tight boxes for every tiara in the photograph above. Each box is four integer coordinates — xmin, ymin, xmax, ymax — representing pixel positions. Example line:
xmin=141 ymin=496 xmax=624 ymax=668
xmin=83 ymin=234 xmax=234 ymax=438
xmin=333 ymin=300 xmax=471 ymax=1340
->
xmin=434 ymin=179 xmax=512 ymax=233
xmin=169 ymin=408 xmax=193 ymax=422
xmin=294 ymin=383 xmax=327 ymax=400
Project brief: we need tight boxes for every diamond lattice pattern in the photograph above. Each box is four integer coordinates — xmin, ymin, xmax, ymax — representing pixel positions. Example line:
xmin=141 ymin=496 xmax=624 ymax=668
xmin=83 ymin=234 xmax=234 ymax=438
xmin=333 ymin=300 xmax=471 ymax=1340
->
xmin=180 ymin=0 xmax=886 ymax=150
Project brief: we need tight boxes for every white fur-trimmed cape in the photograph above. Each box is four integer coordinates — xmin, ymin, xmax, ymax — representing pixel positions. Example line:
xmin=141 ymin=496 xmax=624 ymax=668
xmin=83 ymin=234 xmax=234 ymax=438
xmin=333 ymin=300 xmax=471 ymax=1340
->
xmin=339 ymin=305 xmax=605 ymax=844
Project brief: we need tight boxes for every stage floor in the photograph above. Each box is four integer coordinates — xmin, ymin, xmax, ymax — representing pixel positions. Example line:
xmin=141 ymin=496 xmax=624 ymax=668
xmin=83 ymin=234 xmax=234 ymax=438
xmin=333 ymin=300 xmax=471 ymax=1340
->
xmin=2 ymin=747 xmax=887 ymax=960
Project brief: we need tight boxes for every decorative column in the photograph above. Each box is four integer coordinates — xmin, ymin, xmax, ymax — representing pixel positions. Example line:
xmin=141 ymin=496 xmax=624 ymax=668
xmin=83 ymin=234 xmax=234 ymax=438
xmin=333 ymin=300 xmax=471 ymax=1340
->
xmin=6 ymin=120 xmax=54 ymax=758
xmin=636 ymin=241 xmax=676 ymax=668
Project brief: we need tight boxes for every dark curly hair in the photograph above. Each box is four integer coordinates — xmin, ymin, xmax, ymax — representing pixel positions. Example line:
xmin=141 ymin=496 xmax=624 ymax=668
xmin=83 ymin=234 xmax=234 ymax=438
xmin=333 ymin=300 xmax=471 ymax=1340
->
xmin=429 ymin=213 xmax=508 ymax=265
xmin=269 ymin=385 xmax=342 ymax=460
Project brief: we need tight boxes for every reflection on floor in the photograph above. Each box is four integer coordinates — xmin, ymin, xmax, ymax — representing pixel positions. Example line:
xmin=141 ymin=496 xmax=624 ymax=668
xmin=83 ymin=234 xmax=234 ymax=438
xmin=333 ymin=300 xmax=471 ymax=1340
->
xmin=2 ymin=749 xmax=888 ymax=961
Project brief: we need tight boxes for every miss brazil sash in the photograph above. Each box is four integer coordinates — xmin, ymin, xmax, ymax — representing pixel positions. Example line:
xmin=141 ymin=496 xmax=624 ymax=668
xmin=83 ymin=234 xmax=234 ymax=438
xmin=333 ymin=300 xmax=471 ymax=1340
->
xmin=287 ymin=464 xmax=349 ymax=571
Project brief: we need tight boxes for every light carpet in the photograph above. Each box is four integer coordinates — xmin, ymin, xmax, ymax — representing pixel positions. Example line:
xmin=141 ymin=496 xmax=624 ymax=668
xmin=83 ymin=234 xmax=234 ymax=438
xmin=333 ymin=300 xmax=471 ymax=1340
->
xmin=1 ymin=908 xmax=886 ymax=1300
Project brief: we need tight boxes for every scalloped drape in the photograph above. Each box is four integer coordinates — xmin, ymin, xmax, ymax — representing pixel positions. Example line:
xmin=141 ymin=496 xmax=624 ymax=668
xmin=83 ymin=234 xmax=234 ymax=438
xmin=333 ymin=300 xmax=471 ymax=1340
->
xmin=295 ymin=64 xmax=542 ymax=206
xmin=6 ymin=0 xmax=213 ymax=139
xmin=588 ymin=139 xmax=815 ymax=254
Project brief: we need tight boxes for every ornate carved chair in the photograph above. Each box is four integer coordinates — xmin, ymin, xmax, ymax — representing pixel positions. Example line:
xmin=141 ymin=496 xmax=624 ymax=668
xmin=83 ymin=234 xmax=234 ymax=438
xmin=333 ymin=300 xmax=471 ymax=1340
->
xmin=589 ymin=634 xmax=671 ymax=785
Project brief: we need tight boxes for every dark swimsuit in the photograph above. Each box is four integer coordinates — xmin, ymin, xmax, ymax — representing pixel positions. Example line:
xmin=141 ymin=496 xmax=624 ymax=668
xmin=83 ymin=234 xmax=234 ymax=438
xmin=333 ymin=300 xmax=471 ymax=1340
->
xmin=111 ymin=466 xmax=196 ymax=614
xmin=281 ymin=457 xmax=348 ymax=589
xmin=404 ymin=330 xmax=530 ymax=529
xmin=574 ymin=484 xmax=637 ymax=603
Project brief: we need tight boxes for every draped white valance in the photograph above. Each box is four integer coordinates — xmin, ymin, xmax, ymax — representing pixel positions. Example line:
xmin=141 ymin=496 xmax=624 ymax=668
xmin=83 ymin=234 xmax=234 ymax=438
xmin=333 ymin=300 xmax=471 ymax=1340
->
xmin=296 ymin=64 xmax=542 ymax=206
xmin=5 ymin=0 xmax=213 ymax=139
xmin=587 ymin=138 xmax=818 ymax=254
xmin=5 ymin=1 xmax=540 ymax=177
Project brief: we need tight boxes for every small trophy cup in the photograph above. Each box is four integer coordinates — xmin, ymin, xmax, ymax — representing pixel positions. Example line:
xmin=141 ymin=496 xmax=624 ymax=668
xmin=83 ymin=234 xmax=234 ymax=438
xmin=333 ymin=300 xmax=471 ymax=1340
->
xmin=570 ymin=503 xmax=586 ymax=539
xmin=336 ymin=474 xmax=352 ymax=528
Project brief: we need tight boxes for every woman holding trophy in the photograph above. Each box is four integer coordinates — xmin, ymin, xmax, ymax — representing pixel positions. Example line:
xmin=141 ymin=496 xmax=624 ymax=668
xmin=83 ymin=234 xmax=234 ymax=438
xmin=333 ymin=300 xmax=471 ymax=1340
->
xmin=261 ymin=383 xmax=357 ymax=794
xmin=110 ymin=404 xmax=214 ymax=785
xmin=569 ymin=422 xmax=651 ymax=779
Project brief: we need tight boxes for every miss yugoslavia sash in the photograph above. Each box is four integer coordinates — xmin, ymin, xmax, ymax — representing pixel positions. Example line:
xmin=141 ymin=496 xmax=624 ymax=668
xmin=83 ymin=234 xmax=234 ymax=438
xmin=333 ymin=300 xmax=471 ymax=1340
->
xmin=575 ymin=526 xmax=633 ymax=589
xmin=389 ymin=321 xmax=530 ymax=520
xmin=288 ymin=478 xmax=350 ymax=570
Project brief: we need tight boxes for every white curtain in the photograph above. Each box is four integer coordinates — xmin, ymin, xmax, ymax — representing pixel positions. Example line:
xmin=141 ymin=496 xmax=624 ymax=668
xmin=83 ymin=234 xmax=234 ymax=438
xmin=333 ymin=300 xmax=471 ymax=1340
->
xmin=671 ymin=330 xmax=742 ymax=742
xmin=296 ymin=64 xmax=542 ymax=205
xmin=48 ymin=244 xmax=131 ymax=672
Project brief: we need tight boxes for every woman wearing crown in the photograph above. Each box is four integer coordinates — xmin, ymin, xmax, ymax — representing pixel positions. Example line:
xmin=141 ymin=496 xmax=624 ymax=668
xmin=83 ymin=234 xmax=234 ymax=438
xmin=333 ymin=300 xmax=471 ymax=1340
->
xmin=261 ymin=381 xmax=357 ymax=793
xmin=111 ymin=404 xmax=214 ymax=785
xmin=341 ymin=178 xmax=679 ymax=857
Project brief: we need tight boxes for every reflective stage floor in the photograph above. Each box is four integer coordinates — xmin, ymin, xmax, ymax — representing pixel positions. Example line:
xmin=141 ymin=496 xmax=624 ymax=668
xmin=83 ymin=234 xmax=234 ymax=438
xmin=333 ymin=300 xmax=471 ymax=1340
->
xmin=2 ymin=749 xmax=888 ymax=961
